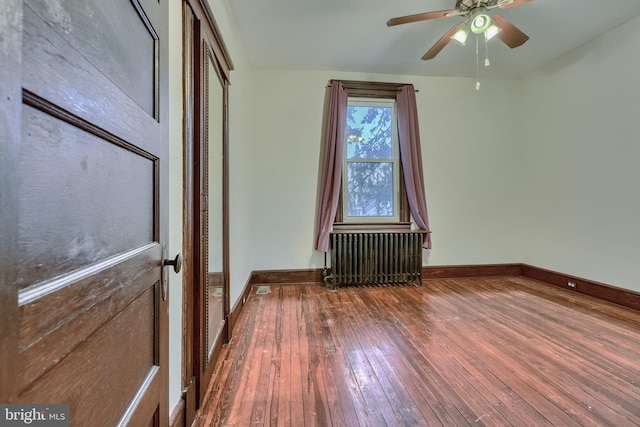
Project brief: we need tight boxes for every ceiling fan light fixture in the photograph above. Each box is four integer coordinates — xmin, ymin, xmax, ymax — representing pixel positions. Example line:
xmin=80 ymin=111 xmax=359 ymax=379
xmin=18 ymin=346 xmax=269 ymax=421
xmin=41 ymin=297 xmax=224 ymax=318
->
xmin=451 ymin=23 xmax=470 ymax=45
xmin=484 ymin=22 xmax=502 ymax=41
xmin=470 ymin=13 xmax=492 ymax=34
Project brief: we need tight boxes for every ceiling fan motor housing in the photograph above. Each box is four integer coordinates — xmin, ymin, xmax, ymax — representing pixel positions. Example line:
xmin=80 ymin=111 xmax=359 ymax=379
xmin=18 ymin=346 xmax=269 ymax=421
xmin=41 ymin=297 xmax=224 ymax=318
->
xmin=496 ymin=0 xmax=516 ymax=7
xmin=470 ymin=10 xmax=492 ymax=34
xmin=456 ymin=0 xmax=515 ymax=13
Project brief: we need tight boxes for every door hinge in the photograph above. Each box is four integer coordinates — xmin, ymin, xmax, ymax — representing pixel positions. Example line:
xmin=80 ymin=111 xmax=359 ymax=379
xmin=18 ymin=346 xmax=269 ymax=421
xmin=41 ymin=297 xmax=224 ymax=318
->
xmin=182 ymin=376 xmax=195 ymax=395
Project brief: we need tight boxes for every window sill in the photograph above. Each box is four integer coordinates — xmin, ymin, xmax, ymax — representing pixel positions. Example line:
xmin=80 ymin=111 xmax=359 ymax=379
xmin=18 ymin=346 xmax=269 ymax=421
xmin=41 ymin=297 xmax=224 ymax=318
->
xmin=332 ymin=222 xmax=418 ymax=234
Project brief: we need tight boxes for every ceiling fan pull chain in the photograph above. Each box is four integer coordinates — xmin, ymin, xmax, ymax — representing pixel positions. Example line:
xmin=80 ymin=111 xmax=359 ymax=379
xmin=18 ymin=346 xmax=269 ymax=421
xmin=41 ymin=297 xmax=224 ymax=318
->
xmin=476 ymin=36 xmax=481 ymax=90
xmin=485 ymin=37 xmax=491 ymax=67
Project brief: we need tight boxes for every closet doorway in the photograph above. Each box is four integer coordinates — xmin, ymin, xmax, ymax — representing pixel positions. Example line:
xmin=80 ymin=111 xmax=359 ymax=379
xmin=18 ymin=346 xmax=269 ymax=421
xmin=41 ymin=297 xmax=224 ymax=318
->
xmin=182 ymin=1 xmax=232 ymax=425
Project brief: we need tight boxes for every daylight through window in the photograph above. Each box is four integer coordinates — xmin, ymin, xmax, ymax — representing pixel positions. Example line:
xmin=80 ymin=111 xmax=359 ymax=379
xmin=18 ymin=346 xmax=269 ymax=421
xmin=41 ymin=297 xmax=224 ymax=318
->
xmin=343 ymin=98 xmax=399 ymax=222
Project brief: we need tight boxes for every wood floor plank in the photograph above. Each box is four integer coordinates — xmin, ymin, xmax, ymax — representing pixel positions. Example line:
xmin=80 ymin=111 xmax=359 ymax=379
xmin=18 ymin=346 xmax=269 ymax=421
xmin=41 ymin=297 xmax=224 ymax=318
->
xmin=342 ymin=293 xmax=416 ymax=426
xmin=346 ymin=291 xmax=428 ymax=426
xmin=247 ymin=285 xmax=278 ymax=426
xmin=427 ymin=280 xmax=586 ymax=426
xmin=196 ymin=277 xmax=640 ymax=427
xmin=328 ymin=290 xmax=390 ymax=426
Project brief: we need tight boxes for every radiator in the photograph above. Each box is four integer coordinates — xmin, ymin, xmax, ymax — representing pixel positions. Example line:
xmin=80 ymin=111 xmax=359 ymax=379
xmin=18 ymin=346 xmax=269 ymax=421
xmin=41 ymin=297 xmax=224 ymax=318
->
xmin=326 ymin=231 xmax=423 ymax=288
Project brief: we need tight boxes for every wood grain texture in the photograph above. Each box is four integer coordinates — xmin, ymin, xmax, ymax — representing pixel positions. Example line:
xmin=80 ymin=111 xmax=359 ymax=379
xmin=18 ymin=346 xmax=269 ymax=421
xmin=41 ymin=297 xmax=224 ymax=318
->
xmin=251 ymin=269 xmax=325 ymax=285
xmin=523 ymin=264 xmax=640 ymax=312
xmin=8 ymin=0 xmax=170 ymax=424
xmin=196 ymin=277 xmax=640 ymax=426
xmin=22 ymin=2 xmax=161 ymax=154
xmin=423 ymin=263 xmax=523 ymax=279
xmin=27 ymin=0 xmax=157 ymax=116
xmin=18 ymin=244 xmax=159 ymax=389
xmin=18 ymin=102 xmax=155 ymax=289
xmin=19 ymin=286 xmax=158 ymax=426
xmin=182 ymin=2 xmax=232 ymax=423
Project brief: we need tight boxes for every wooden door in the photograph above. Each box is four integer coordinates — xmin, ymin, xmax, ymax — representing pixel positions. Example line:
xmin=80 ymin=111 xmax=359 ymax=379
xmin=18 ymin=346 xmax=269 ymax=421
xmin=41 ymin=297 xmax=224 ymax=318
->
xmin=0 ymin=0 xmax=169 ymax=425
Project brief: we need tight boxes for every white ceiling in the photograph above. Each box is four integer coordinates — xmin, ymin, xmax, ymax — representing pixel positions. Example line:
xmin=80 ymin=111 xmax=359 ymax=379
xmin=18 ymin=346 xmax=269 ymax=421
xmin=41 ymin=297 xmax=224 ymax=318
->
xmin=227 ymin=0 xmax=640 ymax=79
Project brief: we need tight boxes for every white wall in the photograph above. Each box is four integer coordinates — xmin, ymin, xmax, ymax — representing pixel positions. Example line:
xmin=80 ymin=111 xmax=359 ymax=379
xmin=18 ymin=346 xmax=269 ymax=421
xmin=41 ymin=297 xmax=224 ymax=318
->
xmin=520 ymin=15 xmax=640 ymax=293
xmin=167 ymin=0 xmax=184 ymax=414
xmin=246 ymin=69 xmax=523 ymax=270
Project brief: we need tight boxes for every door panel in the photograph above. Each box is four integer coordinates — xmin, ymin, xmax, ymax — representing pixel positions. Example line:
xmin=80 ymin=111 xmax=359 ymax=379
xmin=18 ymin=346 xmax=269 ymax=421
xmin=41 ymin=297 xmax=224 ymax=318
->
xmin=18 ymin=243 xmax=159 ymax=390
xmin=25 ymin=0 xmax=157 ymax=117
xmin=20 ymin=285 xmax=158 ymax=426
xmin=22 ymin=2 xmax=161 ymax=154
xmin=17 ymin=101 xmax=155 ymax=289
xmin=1 ymin=0 xmax=169 ymax=425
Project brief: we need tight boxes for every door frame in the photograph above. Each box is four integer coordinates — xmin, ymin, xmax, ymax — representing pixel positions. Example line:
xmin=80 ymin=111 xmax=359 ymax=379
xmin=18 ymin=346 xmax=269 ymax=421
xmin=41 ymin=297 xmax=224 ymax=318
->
xmin=182 ymin=0 xmax=233 ymax=424
xmin=0 ymin=0 xmax=21 ymax=404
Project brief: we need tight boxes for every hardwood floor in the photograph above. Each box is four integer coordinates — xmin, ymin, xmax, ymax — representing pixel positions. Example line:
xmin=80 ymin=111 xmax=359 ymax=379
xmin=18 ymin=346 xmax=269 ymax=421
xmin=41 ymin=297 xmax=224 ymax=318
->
xmin=196 ymin=277 xmax=640 ymax=426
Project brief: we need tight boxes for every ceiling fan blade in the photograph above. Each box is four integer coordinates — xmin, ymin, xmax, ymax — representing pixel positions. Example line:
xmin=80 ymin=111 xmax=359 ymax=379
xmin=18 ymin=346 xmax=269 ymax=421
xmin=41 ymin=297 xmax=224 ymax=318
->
xmin=387 ymin=9 xmax=460 ymax=27
xmin=498 ymin=0 xmax=534 ymax=9
xmin=422 ymin=24 xmax=459 ymax=60
xmin=492 ymin=15 xmax=530 ymax=48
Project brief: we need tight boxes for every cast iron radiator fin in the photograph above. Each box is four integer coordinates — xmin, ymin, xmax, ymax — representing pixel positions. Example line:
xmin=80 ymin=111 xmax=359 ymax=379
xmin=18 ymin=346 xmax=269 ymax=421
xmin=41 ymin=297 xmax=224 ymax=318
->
xmin=326 ymin=232 xmax=422 ymax=289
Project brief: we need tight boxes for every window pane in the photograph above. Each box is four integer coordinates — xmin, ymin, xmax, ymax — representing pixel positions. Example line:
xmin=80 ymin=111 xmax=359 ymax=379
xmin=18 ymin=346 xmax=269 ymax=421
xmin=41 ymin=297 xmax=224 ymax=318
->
xmin=347 ymin=162 xmax=394 ymax=217
xmin=346 ymin=106 xmax=392 ymax=159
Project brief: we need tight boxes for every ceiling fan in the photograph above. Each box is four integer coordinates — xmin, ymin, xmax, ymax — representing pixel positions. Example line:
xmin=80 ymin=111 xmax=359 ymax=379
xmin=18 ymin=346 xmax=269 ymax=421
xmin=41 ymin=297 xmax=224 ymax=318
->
xmin=387 ymin=0 xmax=533 ymax=60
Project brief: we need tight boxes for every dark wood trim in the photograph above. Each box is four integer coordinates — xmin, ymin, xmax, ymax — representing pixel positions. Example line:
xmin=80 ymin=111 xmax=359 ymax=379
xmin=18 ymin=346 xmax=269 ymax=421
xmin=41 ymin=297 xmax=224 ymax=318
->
xmin=522 ymin=265 xmax=640 ymax=312
xmin=181 ymin=3 xmax=198 ymax=423
xmin=22 ymin=90 xmax=158 ymax=162
xmin=228 ymin=275 xmax=254 ymax=335
xmin=183 ymin=0 xmax=232 ymax=417
xmin=222 ymin=73 xmax=231 ymax=345
xmin=241 ymin=264 xmax=639 ymax=314
xmin=250 ymin=269 xmax=325 ymax=285
xmin=247 ymin=265 xmax=521 ymax=285
xmin=186 ymin=0 xmax=234 ymax=79
xmin=169 ymin=398 xmax=185 ymax=427
xmin=422 ymin=264 xmax=524 ymax=279
xmin=331 ymin=80 xmax=410 ymax=98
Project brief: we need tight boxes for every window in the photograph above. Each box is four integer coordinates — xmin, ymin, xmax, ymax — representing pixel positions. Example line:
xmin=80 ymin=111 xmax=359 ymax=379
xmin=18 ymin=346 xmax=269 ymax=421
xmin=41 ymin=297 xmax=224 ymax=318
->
xmin=333 ymin=82 xmax=410 ymax=226
xmin=342 ymin=98 xmax=400 ymax=223
xmin=314 ymin=80 xmax=431 ymax=252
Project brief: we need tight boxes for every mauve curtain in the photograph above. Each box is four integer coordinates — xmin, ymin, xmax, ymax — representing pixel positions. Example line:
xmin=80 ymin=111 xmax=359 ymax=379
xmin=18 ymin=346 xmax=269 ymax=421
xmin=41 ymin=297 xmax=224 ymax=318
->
xmin=397 ymin=85 xmax=432 ymax=249
xmin=314 ymin=81 xmax=348 ymax=252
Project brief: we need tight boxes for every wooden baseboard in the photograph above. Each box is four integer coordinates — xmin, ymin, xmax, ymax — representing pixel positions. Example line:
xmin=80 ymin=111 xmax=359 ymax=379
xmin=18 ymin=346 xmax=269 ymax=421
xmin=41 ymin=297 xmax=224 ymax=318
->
xmin=248 ymin=265 xmax=522 ymax=285
xmin=169 ymin=398 xmax=185 ymax=427
xmin=250 ymin=268 xmax=324 ymax=285
xmin=234 ymin=265 xmax=639 ymax=317
xmin=422 ymin=264 xmax=523 ymax=279
xmin=522 ymin=265 xmax=640 ymax=312
xmin=228 ymin=274 xmax=254 ymax=336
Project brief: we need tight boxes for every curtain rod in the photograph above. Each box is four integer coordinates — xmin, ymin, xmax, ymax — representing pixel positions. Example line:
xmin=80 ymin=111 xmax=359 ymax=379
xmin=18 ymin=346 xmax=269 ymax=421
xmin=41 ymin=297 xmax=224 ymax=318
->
xmin=324 ymin=84 xmax=418 ymax=93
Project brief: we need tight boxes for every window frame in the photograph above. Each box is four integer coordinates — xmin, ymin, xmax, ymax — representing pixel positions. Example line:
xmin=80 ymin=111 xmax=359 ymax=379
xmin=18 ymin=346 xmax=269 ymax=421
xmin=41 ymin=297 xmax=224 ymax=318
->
xmin=333 ymin=80 xmax=410 ymax=228
xmin=342 ymin=97 xmax=400 ymax=223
